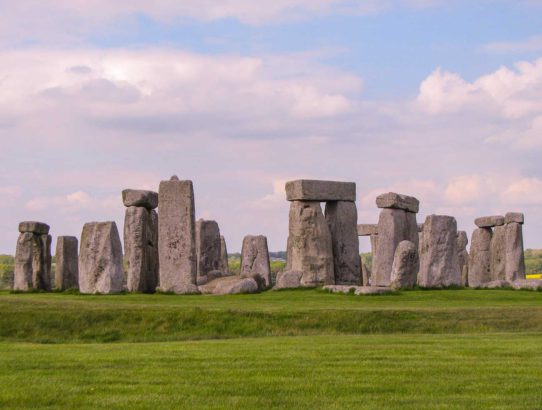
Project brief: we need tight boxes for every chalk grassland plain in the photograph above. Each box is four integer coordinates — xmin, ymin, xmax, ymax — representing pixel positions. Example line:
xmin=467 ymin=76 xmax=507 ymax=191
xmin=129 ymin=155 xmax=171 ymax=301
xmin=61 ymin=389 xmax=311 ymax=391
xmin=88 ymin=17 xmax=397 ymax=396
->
xmin=1 ymin=289 xmax=542 ymax=409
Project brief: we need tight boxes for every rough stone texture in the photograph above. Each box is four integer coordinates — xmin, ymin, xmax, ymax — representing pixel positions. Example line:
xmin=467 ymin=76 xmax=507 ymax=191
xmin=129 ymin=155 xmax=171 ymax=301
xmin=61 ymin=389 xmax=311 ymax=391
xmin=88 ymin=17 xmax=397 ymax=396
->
xmin=196 ymin=220 xmax=222 ymax=282
xmin=456 ymin=231 xmax=469 ymax=287
xmin=474 ymin=215 xmax=504 ymax=228
xmin=505 ymin=222 xmax=525 ymax=282
xmin=490 ymin=225 xmax=506 ymax=281
xmin=286 ymin=201 xmax=334 ymax=286
xmin=124 ymin=206 xmax=158 ymax=293
xmin=479 ymin=280 xmax=510 ymax=289
xmin=417 ymin=223 xmax=424 ymax=232
xmin=390 ymin=240 xmax=418 ymax=290
xmin=18 ymin=221 xmax=50 ymax=235
xmin=13 ymin=233 xmax=34 ymax=291
xmin=357 ymin=224 xmax=378 ymax=236
xmin=323 ymin=285 xmax=393 ymax=295
xmin=505 ymin=212 xmax=524 ymax=225
xmin=325 ymin=201 xmax=361 ymax=285
xmin=370 ymin=235 xmax=378 ymax=259
xmin=219 ymin=235 xmax=229 ymax=275
xmin=240 ymin=235 xmax=271 ymax=287
xmin=376 ymin=192 xmax=420 ymax=213
xmin=158 ymin=176 xmax=198 ymax=294
xmin=511 ymin=279 xmax=542 ymax=291
xmin=122 ymin=189 xmax=158 ymax=210
xmin=274 ymin=270 xmax=303 ymax=289
xmin=13 ymin=230 xmax=51 ymax=291
xmin=468 ymin=228 xmax=493 ymax=288
xmin=41 ymin=234 xmax=52 ymax=290
xmin=79 ymin=222 xmax=124 ymax=294
xmin=199 ymin=276 xmax=259 ymax=295
xmin=361 ymin=262 xmax=371 ymax=286
xmin=55 ymin=236 xmax=79 ymax=290
xmin=418 ymin=215 xmax=460 ymax=288
xmin=286 ymin=180 xmax=356 ymax=202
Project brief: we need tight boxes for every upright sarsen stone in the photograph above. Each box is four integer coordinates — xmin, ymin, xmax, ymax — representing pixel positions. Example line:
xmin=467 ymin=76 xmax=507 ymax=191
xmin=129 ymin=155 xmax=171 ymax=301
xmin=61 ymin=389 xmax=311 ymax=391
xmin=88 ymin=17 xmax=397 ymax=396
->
xmin=240 ymin=235 xmax=271 ymax=287
xmin=490 ymin=225 xmax=506 ymax=281
xmin=325 ymin=201 xmax=361 ymax=285
xmin=390 ymin=240 xmax=418 ymax=290
xmin=219 ymin=235 xmax=229 ymax=275
xmin=468 ymin=228 xmax=492 ymax=287
xmin=158 ymin=176 xmax=198 ymax=294
xmin=13 ymin=233 xmax=34 ymax=291
xmin=505 ymin=222 xmax=525 ymax=282
xmin=79 ymin=222 xmax=124 ymax=294
xmin=456 ymin=231 xmax=469 ymax=286
xmin=196 ymin=219 xmax=222 ymax=280
xmin=55 ymin=236 xmax=79 ymax=290
xmin=418 ymin=215 xmax=460 ymax=288
xmin=286 ymin=201 xmax=334 ymax=286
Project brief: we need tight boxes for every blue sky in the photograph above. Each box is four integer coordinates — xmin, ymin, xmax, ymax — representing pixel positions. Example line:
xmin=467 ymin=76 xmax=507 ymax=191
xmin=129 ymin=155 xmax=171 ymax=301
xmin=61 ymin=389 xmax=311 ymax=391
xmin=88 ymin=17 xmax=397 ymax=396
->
xmin=0 ymin=0 xmax=541 ymax=253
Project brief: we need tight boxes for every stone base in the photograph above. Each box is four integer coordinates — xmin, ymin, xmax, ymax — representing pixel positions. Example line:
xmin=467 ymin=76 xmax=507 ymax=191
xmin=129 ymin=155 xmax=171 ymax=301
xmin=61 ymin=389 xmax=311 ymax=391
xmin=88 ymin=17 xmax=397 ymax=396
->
xmin=198 ymin=276 xmax=259 ymax=295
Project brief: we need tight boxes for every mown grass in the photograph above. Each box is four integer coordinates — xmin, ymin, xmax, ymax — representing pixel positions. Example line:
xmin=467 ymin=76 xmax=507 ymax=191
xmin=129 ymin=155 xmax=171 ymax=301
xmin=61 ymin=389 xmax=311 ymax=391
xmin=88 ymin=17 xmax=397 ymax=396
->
xmin=1 ymin=334 xmax=542 ymax=409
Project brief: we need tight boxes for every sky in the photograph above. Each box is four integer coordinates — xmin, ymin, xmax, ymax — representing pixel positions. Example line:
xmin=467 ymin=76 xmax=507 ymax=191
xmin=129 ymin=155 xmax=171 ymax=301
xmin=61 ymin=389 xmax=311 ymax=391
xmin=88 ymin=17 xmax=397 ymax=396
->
xmin=1 ymin=0 xmax=541 ymax=254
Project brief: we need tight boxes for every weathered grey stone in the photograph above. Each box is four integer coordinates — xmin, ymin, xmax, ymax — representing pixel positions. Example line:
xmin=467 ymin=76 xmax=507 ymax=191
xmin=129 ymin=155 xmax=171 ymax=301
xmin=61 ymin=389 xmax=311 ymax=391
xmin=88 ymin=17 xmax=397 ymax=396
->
xmin=417 ymin=223 xmax=424 ymax=232
xmin=370 ymin=235 xmax=378 ymax=259
xmin=376 ymin=192 xmax=419 ymax=213
xmin=286 ymin=201 xmax=334 ymax=286
xmin=219 ymin=236 xmax=229 ymax=275
xmin=372 ymin=209 xmax=408 ymax=287
xmin=40 ymin=234 xmax=52 ymax=290
xmin=13 ymin=233 xmax=34 ymax=291
xmin=79 ymin=222 xmax=124 ymax=294
xmin=468 ymin=228 xmax=493 ymax=288
xmin=196 ymin=220 xmax=222 ymax=282
xmin=456 ymin=231 xmax=469 ymax=286
xmin=418 ymin=215 xmax=460 ymax=288
xmin=405 ymin=212 xmax=419 ymax=249
xmin=124 ymin=206 xmax=158 ymax=293
xmin=55 ymin=236 xmax=79 ymax=290
xmin=361 ymin=262 xmax=371 ymax=286
xmin=474 ymin=215 xmax=504 ymax=228
xmin=322 ymin=285 xmax=393 ymax=295
xmin=158 ymin=176 xmax=198 ymax=294
xmin=240 ymin=235 xmax=271 ymax=287
xmin=479 ymin=280 xmax=510 ymax=289
xmin=505 ymin=222 xmax=525 ymax=282
xmin=511 ymin=279 xmax=542 ymax=291
xmin=325 ymin=201 xmax=361 ymax=285
xmin=286 ymin=180 xmax=356 ymax=202
xmin=490 ymin=225 xmax=506 ymax=281
xmin=357 ymin=224 xmax=378 ymax=236
xmin=122 ymin=189 xmax=158 ymax=210
xmin=274 ymin=270 xmax=303 ymax=289
xmin=390 ymin=240 xmax=418 ymax=290
xmin=18 ymin=221 xmax=50 ymax=235
xmin=199 ymin=276 xmax=259 ymax=295
xmin=505 ymin=212 xmax=524 ymax=225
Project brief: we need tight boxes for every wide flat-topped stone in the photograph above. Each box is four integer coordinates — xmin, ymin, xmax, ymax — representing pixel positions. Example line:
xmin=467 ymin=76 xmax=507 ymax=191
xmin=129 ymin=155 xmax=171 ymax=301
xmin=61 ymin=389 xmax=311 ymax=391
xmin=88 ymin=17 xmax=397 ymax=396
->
xmin=285 ymin=180 xmax=356 ymax=202
xmin=122 ymin=189 xmax=158 ymax=209
xmin=357 ymin=224 xmax=378 ymax=236
xmin=474 ymin=215 xmax=504 ymax=228
xmin=18 ymin=221 xmax=50 ymax=235
xmin=376 ymin=192 xmax=419 ymax=213
xmin=505 ymin=212 xmax=524 ymax=224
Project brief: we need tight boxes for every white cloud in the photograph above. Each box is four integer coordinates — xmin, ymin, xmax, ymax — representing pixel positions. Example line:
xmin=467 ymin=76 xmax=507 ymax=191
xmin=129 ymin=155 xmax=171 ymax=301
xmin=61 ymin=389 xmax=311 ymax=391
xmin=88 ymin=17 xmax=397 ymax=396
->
xmin=484 ymin=35 xmax=542 ymax=54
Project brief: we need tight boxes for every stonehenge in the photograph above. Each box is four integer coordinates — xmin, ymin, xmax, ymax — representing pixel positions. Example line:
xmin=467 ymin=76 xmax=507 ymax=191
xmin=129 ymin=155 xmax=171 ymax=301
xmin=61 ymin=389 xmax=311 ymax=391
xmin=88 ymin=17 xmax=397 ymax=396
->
xmin=456 ymin=231 xmax=469 ymax=286
xmin=79 ymin=222 xmax=124 ymax=294
xmin=196 ymin=219 xmax=223 ymax=284
xmin=123 ymin=189 xmax=159 ymax=293
xmin=390 ymin=240 xmax=418 ymax=290
xmin=55 ymin=236 xmax=79 ymax=290
xmin=240 ymin=235 xmax=271 ymax=288
xmin=13 ymin=222 xmax=52 ymax=291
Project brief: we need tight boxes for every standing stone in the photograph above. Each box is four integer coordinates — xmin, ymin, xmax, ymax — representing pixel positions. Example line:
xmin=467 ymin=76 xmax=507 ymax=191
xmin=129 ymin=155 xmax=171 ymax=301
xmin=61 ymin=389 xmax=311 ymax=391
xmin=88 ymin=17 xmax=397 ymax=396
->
xmin=55 ymin=236 xmax=79 ymax=290
xmin=149 ymin=210 xmax=159 ymax=288
xmin=456 ymin=231 xmax=469 ymax=286
xmin=490 ymin=225 xmax=506 ymax=281
xmin=372 ymin=209 xmax=408 ymax=287
xmin=240 ymin=235 xmax=271 ymax=287
xmin=219 ymin=235 xmax=229 ymax=275
xmin=325 ymin=201 xmax=361 ymax=285
xmin=505 ymin=222 xmax=525 ymax=282
xmin=13 ymin=233 xmax=34 ymax=291
xmin=39 ymin=234 xmax=52 ymax=290
xmin=158 ymin=176 xmax=198 ymax=294
xmin=370 ymin=234 xmax=378 ymax=259
xmin=468 ymin=228 xmax=493 ymax=287
xmin=361 ymin=262 xmax=371 ymax=286
xmin=286 ymin=201 xmax=334 ymax=286
xmin=124 ymin=206 xmax=158 ymax=293
xmin=418 ymin=215 xmax=460 ymax=288
xmin=196 ymin=219 xmax=222 ymax=281
xmin=79 ymin=222 xmax=124 ymax=294
xmin=390 ymin=240 xmax=418 ymax=290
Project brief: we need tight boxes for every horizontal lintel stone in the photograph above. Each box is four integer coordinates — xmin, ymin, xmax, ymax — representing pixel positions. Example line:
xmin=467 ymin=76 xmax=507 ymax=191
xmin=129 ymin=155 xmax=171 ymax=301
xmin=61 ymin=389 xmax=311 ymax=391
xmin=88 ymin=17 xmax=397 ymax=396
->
xmin=357 ymin=224 xmax=378 ymax=236
xmin=285 ymin=180 xmax=356 ymax=202
xmin=474 ymin=215 xmax=504 ymax=228
xmin=376 ymin=192 xmax=419 ymax=213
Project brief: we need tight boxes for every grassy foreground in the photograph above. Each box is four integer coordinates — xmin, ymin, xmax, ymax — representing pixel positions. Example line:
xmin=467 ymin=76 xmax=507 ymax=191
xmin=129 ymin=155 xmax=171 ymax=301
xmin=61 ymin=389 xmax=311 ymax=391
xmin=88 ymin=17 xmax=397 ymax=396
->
xmin=2 ymin=289 xmax=542 ymax=408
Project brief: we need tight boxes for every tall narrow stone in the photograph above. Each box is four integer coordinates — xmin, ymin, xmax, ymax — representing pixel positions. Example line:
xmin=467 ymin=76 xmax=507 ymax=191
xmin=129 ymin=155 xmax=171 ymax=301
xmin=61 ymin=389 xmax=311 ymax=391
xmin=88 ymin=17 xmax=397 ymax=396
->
xmin=505 ymin=222 xmax=525 ymax=282
xmin=325 ymin=201 xmax=361 ymax=285
xmin=219 ymin=235 xmax=229 ymax=275
xmin=468 ymin=228 xmax=492 ymax=287
xmin=286 ymin=201 xmax=334 ymax=286
xmin=418 ymin=215 xmax=460 ymax=288
xmin=55 ymin=236 xmax=79 ymax=290
xmin=38 ymin=234 xmax=52 ymax=290
xmin=157 ymin=176 xmax=198 ymax=293
xmin=490 ymin=225 xmax=506 ymax=281
xmin=149 ymin=210 xmax=159 ymax=288
xmin=196 ymin=219 xmax=222 ymax=280
xmin=456 ymin=231 xmax=469 ymax=286
xmin=13 ymin=233 xmax=34 ymax=291
xmin=240 ymin=235 xmax=271 ymax=287
xmin=390 ymin=240 xmax=418 ymax=290
xmin=79 ymin=222 xmax=124 ymax=294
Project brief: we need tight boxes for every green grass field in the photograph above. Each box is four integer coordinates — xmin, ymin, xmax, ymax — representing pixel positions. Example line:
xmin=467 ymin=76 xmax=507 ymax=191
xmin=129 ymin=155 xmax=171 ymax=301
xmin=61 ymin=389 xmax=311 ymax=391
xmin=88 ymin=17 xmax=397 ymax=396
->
xmin=1 ymin=289 xmax=542 ymax=408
